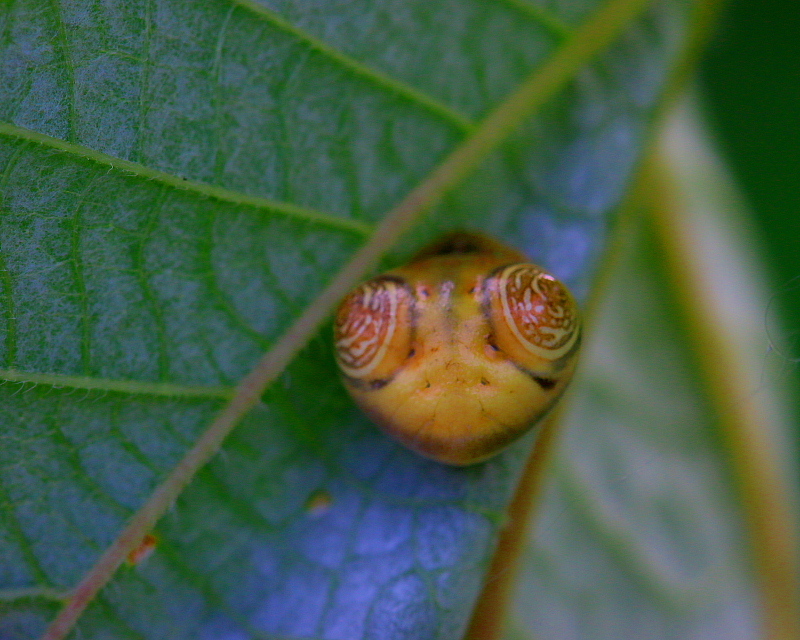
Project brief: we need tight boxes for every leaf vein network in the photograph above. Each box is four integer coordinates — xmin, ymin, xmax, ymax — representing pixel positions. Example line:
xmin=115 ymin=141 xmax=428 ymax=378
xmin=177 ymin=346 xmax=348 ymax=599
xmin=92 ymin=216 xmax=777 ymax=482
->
xmin=0 ymin=122 xmax=373 ymax=236
xmin=0 ymin=479 xmax=51 ymax=584
xmin=68 ymin=171 xmax=99 ymax=376
xmin=0 ymin=369 xmax=234 ymax=399
xmin=0 ymin=140 xmax=26 ymax=367
xmin=227 ymin=0 xmax=476 ymax=133
xmin=133 ymin=187 xmax=172 ymax=381
xmin=46 ymin=0 xmax=78 ymax=141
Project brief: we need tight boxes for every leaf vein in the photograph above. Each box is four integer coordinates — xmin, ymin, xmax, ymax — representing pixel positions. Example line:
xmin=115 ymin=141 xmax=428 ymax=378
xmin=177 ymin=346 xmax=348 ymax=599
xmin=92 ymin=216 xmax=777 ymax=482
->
xmin=211 ymin=4 xmax=237 ymax=183
xmin=0 ymin=586 xmax=68 ymax=603
xmin=203 ymin=210 xmax=272 ymax=350
xmin=0 ymin=140 xmax=26 ymax=367
xmin=134 ymin=188 xmax=172 ymax=381
xmin=227 ymin=0 xmax=476 ymax=133
xmin=0 ymin=122 xmax=373 ymax=236
xmin=44 ymin=412 xmax=139 ymax=522
xmin=133 ymin=0 xmax=155 ymax=163
xmin=148 ymin=537 xmax=309 ymax=640
xmin=47 ymin=0 xmax=77 ymax=141
xmin=106 ymin=402 xmax=170 ymax=478
xmin=492 ymin=0 xmax=572 ymax=39
xmin=0 ymin=369 xmax=234 ymax=399
xmin=68 ymin=172 xmax=99 ymax=376
xmin=0 ymin=479 xmax=51 ymax=585
xmin=94 ymin=594 xmax=149 ymax=640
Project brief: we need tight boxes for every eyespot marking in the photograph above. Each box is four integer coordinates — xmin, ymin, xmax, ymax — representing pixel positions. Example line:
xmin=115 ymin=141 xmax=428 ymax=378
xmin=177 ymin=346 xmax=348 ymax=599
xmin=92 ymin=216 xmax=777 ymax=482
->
xmin=493 ymin=264 xmax=580 ymax=361
xmin=334 ymin=276 xmax=413 ymax=380
xmin=333 ymin=233 xmax=581 ymax=466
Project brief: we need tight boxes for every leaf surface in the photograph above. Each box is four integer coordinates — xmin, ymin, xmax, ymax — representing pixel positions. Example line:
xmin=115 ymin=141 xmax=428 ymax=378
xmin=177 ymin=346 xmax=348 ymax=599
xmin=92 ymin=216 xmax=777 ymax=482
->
xmin=0 ymin=0 xmax=692 ymax=638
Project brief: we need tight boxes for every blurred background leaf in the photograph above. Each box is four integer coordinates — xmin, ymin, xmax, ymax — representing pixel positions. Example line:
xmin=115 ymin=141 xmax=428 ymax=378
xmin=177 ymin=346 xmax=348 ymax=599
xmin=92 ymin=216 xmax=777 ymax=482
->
xmin=701 ymin=0 xmax=800 ymax=436
xmin=504 ymin=98 xmax=800 ymax=640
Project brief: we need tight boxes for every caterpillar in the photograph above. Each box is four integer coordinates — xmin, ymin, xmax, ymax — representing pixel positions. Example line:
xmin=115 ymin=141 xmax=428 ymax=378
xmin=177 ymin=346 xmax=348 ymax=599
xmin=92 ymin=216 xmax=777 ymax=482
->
xmin=334 ymin=232 xmax=581 ymax=466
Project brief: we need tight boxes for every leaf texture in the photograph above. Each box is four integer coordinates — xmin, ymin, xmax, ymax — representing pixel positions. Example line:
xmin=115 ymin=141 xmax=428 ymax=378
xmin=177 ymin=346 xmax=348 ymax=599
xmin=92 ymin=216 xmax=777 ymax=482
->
xmin=0 ymin=0 xmax=691 ymax=638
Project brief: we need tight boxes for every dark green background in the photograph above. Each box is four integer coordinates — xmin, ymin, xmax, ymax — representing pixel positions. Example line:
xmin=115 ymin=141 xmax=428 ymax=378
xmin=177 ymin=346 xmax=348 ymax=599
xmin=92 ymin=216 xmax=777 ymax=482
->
xmin=701 ymin=0 xmax=800 ymax=436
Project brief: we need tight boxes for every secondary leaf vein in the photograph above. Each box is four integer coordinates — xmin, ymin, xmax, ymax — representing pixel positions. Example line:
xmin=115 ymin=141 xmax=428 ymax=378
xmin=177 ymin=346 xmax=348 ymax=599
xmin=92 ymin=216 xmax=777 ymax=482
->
xmin=0 ymin=140 xmax=26 ymax=367
xmin=228 ymin=0 xmax=476 ymax=133
xmin=47 ymin=0 xmax=77 ymax=141
xmin=202 ymin=210 xmax=271 ymax=350
xmin=0 ymin=122 xmax=373 ymax=236
xmin=0 ymin=480 xmax=51 ymax=585
xmin=68 ymin=172 xmax=99 ymax=375
xmin=134 ymin=187 xmax=172 ymax=381
xmin=133 ymin=0 xmax=155 ymax=163
xmin=0 ymin=369 xmax=234 ymax=399
xmin=0 ymin=587 xmax=68 ymax=603
xmin=492 ymin=0 xmax=572 ymax=40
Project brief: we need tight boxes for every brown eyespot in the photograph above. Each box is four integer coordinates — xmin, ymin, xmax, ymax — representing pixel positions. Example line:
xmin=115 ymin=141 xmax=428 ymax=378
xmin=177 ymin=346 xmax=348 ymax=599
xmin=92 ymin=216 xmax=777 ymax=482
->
xmin=484 ymin=263 xmax=581 ymax=375
xmin=334 ymin=276 xmax=414 ymax=383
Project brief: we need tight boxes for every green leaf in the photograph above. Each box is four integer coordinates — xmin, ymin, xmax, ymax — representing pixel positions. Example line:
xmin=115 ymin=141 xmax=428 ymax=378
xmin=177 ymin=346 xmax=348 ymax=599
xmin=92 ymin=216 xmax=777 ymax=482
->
xmin=0 ymin=0 xmax=696 ymax=638
xmin=505 ymin=102 xmax=800 ymax=639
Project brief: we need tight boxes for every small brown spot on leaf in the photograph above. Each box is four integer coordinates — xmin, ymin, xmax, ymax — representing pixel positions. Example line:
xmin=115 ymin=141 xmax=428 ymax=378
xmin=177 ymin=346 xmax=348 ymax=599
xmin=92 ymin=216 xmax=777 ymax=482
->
xmin=127 ymin=533 xmax=158 ymax=567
